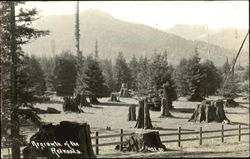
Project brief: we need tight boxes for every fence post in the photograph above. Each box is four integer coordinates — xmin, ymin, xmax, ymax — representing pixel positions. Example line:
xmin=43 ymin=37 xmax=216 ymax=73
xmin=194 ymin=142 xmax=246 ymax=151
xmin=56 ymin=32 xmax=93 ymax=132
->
xmin=95 ymin=131 xmax=99 ymax=155
xmin=199 ymin=127 xmax=202 ymax=145
xmin=238 ymin=124 xmax=241 ymax=142
xmin=178 ymin=127 xmax=181 ymax=147
xmin=120 ymin=129 xmax=123 ymax=151
xmin=221 ymin=125 xmax=224 ymax=143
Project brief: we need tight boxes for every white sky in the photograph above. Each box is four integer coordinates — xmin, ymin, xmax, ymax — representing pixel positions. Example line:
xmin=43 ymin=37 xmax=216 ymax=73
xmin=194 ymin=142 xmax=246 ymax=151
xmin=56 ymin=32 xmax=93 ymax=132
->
xmin=22 ymin=1 xmax=249 ymax=30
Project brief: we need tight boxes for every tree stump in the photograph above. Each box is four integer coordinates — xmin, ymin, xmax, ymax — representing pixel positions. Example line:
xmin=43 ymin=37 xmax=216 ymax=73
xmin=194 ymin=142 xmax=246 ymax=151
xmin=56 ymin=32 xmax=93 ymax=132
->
xmin=63 ymin=97 xmax=83 ymax=113
xmin=188 ymin=100 xmax=230 ymax=123
xmin=160 ymin=98 xmax=173 ymax=117
xmin=128 ymin=104 xmax=136 ymax=121
xmin=117 ymin=131 xmax=167 ymax=152
xmin=134 ymin=99 xmax=153 ymax=129
xmin=23 ymin=121 xmax=96 ymax=158
xmin=225 ymin=98 xmax=239 ymax=107
xmin=120 ymin=83 xmax=130 ymax=97
xmin=74 ymin=94 xmax=91 ymax=107
xmin=109 ymin=93 xmax=119 ymax=102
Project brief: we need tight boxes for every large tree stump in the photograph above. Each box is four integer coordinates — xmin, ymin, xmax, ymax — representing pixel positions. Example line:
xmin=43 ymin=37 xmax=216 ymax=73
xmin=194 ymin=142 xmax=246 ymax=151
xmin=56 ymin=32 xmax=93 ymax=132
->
xmin=224 ymin=98 xmax=239 ymax=107
xmin=160 ymin=98 xmax=173 ymax=117
xmin=163 ymin=83 xmax=174 ymax=111
xmin=74 ymin=94 xmax=91 ymax=107
xmin=63 ymin=97 xmax=83 ymax=113
xmin=109 ymin=93 xmax=120 ymax=102
xmin=116 ymin=131 xmax=167 ymax=152
xmin=23 ymin=121 xmax=96 ymax=158
xmin=120 ymin=83 xmax=130 ymax=97
xmin=189 ymin=100 xmax=230 ymax=123
xmin=128 ymin=104 xmax=136 ymax=121
xmin=135 ymin=99 xmax=153 ymax=129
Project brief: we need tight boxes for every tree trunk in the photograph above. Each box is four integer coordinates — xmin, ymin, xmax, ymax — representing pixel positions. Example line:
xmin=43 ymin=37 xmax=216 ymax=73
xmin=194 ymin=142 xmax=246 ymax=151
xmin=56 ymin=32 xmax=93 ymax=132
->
xmin=23 ymin=121 xmax=96 ymax=158
xmin=160 ymin=98 xmax=172 ymax=117
xmin=134 ymin=99 xmax=153 ymax=129
xmin=117 ymin=131 xmax=167 ymax=152
xmin=128 ymin=104 xmax=136 ymax=121
xmin=189 ymin=100 xmax=230 ymax=123
xmin=10 ymin=2 xmax=21 ymax=158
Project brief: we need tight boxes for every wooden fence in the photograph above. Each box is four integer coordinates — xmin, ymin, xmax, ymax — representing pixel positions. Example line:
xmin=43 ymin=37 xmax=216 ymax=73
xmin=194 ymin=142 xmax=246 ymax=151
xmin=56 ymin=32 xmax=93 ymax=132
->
xmin=91 ymin=124 xmax=250 ymax=155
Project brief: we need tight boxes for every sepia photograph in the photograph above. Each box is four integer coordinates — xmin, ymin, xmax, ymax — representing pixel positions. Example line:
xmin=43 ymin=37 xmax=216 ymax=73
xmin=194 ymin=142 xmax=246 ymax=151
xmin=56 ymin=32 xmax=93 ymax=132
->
xmin=1 ymin=0 xmax=249 ymax=158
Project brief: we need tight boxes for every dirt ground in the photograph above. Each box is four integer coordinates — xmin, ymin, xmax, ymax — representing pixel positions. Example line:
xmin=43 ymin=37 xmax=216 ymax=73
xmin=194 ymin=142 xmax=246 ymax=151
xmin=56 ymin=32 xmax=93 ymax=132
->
xmin=2 ymin=95 xmax=249 ymax=158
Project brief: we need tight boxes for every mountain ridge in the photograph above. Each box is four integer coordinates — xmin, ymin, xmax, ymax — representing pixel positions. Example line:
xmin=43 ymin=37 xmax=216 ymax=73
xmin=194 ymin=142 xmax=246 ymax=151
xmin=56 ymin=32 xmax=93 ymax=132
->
xmin=23 ymin=9 xmax=248 ymax=66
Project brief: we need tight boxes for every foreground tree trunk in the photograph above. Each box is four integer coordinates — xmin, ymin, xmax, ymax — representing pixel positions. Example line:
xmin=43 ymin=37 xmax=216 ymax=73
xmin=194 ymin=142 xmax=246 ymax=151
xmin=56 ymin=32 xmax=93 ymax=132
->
xmin=10 ymin=2 xmax=21 ymax=158
xmin=23 ymin=121 xmax=96 ymax=158
xmin=128 ymin=104 xmax=136 ymax=121
xmin=134 ymin=99 xmax=153 ymax=129
xmin=189 ymin=100 xmax=230 ymax=123
xmin=116 ymin=131 xmax=167 ymax=152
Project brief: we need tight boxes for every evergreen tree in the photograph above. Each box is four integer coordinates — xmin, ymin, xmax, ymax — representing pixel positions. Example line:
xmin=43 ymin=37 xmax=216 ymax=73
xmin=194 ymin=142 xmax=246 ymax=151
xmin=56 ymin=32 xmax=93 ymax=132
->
xmin=0 ymin=2 xmax=49 ymax=158
xmin=113 ymin=51 xmax=131 ymax=90
xmin=219 ymin=60 xmax=239 ymax=99
xmin=186 ymin=50 xmax=206 ymax=101
xmin=39 ymin=56 xmax=56 ymax=91
xmin=24 ymin=56 xmax=46 ymax=95
xmin=136 ymin=56 xmax=151 ymax=93
xmin=175 ymin=58 xmax=189 ymax=97
xmin=54 ymin=51 xmax=77 ymax=96
xmin=129 ymin=55 xmax=138 ymax=90
xmin=75 ymin=56 xmax=107 ymax=104
xmin=149 ymin=51 xmax=170 ymax=90
xmin=100 ymin=59 xmax=115 ymax=95
xmin=200 ymin=60 xmax=223 ymax=96
xmin=175 ymin=49 xmax=206 ymax=101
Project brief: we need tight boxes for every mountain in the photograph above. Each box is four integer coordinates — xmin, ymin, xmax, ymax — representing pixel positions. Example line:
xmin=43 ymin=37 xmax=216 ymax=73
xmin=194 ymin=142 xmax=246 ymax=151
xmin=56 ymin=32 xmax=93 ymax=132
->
xmin=23 ymin=9 xmax=248 ymax=66
xmin=166 ymin=24 xmax=249 ymax=54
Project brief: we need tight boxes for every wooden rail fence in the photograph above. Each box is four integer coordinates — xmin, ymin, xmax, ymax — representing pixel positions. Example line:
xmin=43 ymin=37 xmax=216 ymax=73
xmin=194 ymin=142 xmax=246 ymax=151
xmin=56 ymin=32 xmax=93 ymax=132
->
xmin=1 ymin=125 xmax=249 ymax=158
xmin=91 ymin=124 xmax=250 ymax=155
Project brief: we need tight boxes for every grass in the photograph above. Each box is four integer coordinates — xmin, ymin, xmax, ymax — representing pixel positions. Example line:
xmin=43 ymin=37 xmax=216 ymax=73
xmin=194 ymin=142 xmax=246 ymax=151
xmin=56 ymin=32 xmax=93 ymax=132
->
xmin=3 ymin=95 xmax=248 ymax=158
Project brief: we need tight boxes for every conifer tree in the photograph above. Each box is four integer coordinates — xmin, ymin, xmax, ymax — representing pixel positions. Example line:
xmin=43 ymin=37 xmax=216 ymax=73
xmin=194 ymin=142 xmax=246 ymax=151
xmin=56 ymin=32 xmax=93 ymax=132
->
xmin=113 ymin=51 xmax=131 ymax=90
xmin=129 ymin=55 xmax=138 ymax=90
xmin=100 ymin=59 xmax=115 ymax=95
xmin=175 ymin=49 xmax=206 ymax=101
xmin=54 ymin=51 xmax=77 ymax=96
xmin=136 ymin=56 xmax=151 ymax=93
xmin=75 ymin=56 xmax=107 ymax=104
xmin=0 ymin=2 xmax=49 ymax=158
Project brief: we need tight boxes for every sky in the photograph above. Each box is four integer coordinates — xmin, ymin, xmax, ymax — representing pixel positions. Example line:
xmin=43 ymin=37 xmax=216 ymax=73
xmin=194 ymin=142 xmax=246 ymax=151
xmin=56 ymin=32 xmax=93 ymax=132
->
xmin=20 ymin=1 xmax=249 ymax=30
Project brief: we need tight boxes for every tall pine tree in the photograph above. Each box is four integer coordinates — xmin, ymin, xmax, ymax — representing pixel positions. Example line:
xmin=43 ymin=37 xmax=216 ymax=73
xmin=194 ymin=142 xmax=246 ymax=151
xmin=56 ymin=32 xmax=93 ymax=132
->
xmin=0 ymin=2 xmax=49 ymax=158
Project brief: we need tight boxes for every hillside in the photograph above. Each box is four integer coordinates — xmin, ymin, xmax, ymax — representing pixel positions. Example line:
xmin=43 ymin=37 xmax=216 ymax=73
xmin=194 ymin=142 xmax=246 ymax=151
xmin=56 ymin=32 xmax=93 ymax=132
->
xmin=166 ymin=24 xmax=249 ymax=59
xmin=23 ymin=9 xmax=248 ymax=66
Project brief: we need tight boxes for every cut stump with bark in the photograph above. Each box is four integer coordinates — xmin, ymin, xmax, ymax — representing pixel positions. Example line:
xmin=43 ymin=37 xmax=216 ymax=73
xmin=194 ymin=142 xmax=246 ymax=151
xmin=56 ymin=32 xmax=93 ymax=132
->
xmin=116 ymin=131 xmax=167 ymax=152
xmin=189 ymin=100 xmax=231 ymax=123
xmin=225 ymin=98 xmax=239 ymax=107
xmin=160 ymin=98 xmax=173 ymax=118
xmin=63 ymin=97 xmax=83 ymax=113
xmin=109 ymin=93 xmax=120 ymax=102
xmin=23 ymin=121 xmax=96 ymax=158
xmin=128 ymin=104 xmax=136 ymax=121
xmin=134 ymin=98 xmax=153 ymax=129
